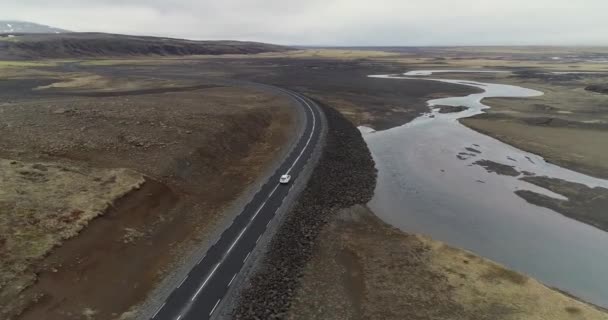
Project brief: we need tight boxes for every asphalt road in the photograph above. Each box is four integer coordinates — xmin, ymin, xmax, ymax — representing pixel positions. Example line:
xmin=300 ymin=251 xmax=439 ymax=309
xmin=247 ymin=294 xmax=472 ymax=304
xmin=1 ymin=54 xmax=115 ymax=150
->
xmin=151 ymin=87 xmax=323 ymax=320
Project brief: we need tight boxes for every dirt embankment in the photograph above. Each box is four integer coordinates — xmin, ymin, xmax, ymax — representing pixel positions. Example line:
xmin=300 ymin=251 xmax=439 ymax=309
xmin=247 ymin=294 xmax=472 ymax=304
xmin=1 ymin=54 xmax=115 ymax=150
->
xmin=0 ymin=83 xmax=295 ymax=319
xmin=289 ymin=205 xmax=608 ymax=320
xmin=234 ymin=102 xmax=377 ymax=319
xmin=0 ymin=159 xmax=144 ymax=319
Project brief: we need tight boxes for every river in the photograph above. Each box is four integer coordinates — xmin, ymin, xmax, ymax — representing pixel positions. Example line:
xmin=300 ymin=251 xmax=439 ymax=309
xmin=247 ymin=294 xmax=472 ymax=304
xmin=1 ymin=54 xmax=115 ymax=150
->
xmin=361 ymin=70 xmax=608 ymax=307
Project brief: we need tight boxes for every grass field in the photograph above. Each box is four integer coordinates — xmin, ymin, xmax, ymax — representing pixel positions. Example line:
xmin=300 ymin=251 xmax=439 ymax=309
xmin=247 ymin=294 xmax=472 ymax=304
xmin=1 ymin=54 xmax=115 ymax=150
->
xmin=0 ymin=159 xmax=144 ymax=318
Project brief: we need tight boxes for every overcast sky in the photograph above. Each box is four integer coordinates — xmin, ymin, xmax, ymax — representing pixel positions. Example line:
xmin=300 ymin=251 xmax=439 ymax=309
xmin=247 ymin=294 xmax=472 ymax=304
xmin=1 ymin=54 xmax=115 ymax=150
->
xmin=2 ymin=0 xmax=608 ymax=46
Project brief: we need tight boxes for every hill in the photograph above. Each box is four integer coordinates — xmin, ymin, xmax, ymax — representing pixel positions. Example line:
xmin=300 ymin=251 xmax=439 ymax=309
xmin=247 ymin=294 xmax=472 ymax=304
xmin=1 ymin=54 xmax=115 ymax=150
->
xmin=0 ymin=32 xmax=292 ymax=59
xmin=0 ymin=20 xmax=69 ymax=34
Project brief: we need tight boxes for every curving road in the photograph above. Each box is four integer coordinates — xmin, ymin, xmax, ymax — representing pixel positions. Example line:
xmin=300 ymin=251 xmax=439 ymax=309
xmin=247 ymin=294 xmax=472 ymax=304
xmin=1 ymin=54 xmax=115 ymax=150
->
xmin=151 ymin=87 xmax=324 ymax=320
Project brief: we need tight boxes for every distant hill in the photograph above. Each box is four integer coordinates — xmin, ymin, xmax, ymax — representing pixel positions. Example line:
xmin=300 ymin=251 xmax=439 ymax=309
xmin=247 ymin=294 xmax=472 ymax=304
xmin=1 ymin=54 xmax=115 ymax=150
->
xmin=0 ymin=33 xmax=292 ymax=60
xmin=0 ymin=20 xmax=69 ymax=34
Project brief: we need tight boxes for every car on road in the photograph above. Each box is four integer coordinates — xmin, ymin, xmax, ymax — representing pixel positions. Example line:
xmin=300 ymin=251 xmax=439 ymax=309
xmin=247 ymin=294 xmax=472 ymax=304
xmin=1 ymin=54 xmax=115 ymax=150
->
xmin=280 ymin=174 xmax=292 ymax=184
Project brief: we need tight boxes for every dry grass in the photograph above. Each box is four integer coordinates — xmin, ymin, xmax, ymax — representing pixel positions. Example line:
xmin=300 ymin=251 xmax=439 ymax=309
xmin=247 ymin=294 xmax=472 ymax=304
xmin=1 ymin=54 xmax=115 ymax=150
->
xmin=79 ymin=59 xmax=171 ymax=66
xmin=427 ymin=238 xmax=607 ymax=319
xmin=0 ymin=61 xmax=58 ymax=68
xmin=70 ymin=49 xmax=398 ymax=68
xmin=450 ymin=70 xmax=608 ymax=179
xmin=445 ymin=46 xmax=608 ymax=55
xmin=380 ymin=56 xmax=608 ymax=72
xmin=289 ymin=205 xmax=608 ymax=320
xmin=32 ymin=72 xmax=185 ymax=92
xmin=259 ymin=49 xmax=400 ymax=59
xmin=463 ymin=118 xmax=608 ymax=179
xmin=0 ymin=158 xmax=144 ymax=317
xmin=0 ymin=68 xmax=58 ymax=79
xmin=34 ymin=74 xmax=110 ymax=90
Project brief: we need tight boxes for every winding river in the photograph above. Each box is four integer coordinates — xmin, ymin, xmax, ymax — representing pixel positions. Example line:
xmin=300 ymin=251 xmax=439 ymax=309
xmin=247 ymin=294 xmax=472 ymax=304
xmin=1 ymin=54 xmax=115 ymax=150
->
xmin=362 ymin=70 xmax=608 ymax=307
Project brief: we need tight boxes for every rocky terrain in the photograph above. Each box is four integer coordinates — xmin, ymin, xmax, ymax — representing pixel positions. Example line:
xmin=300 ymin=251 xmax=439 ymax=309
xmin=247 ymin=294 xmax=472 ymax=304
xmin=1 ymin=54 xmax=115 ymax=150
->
xmin=0 ymin=33 xmax=291 ymax=60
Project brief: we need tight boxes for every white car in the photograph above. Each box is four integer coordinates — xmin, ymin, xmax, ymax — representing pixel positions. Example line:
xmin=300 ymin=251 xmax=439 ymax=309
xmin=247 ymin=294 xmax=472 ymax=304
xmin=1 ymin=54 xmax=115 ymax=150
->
xmin=279 ymin=174 xmax=292 ymax=184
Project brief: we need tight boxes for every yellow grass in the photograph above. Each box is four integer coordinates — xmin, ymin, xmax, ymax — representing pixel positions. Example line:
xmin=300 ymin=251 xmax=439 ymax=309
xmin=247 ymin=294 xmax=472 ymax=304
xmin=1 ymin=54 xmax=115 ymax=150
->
xmin=79 ymin=59 xmax=169 ymax=66
xmin=260 ymin=49 xmax=400 ymax=59
xmin=0 ymin=159 xmax=144 ymax=316
xmin=290 ymin=205 xmax=608 ymax=319
xmin=0 ymin=61 xmax=58 ymax=68
xmin=463 ymin=118 xmax=608 ymax=179
xmin=427 ymin=237 xmax=608 ymax=319
xmin=34 ymin=74 xmax=109 ymax=90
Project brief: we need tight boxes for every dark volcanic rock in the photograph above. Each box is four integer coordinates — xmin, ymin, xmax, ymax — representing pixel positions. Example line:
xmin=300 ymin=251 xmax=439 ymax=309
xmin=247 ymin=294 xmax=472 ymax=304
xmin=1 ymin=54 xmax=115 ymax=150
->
xmin=436 ymin=105 xmax=468 ymax=113
xmin=233 ymin=101 xmax=377 ymax=319
xmin=585 ymin=84 xmax=608 ymax=95
xmin=474 ymin=160 xmax=520 ymax=177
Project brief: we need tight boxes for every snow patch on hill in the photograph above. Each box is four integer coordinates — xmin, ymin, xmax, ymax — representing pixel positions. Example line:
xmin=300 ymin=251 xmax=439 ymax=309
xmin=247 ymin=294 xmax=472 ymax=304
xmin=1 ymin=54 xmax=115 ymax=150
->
xmin=0 ymin=21 xmax=69 ymax=34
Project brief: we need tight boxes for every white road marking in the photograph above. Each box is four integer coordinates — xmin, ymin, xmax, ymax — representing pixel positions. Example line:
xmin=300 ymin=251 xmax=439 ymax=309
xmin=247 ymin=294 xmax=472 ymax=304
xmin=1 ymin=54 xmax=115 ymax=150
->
xmin=227 ymin=228 xmax=247 ymax=256
xmin=191 ymin=263 xmax=220 ymax=301
xmin=250 ymin=184 xmax=280 ymax=222
xmin=210 ymin=299 xmax=221 ymax=316
xmin=228 ymin=273 xmax=237 ymax=287
xmin=176 ymin=314 xmax=183 ymax=320
xmin=152 ymin=302 xmax=165 ymax=318
xmin=243 ymin=252 xmax=251 ymax=263
xmin=188 ymin=184 xmax=281 ymax=302
xmin=282 ymin=92 xmax=316 ymax=175
xmin=177 ymin=275 xmax=188 ymax=288
xmin=178 ymin=88 xmax=319 ymax=313
xmin=197 ymin=253 xmax=206 ymax=264
xmin=256 ymin=235 xmax=262 ymax=244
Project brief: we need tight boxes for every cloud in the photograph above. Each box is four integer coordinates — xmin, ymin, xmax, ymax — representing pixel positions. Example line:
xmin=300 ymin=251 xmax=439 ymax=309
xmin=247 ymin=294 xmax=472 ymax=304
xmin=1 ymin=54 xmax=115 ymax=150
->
xmin=1 ymin=0 xmax=607 ymax=45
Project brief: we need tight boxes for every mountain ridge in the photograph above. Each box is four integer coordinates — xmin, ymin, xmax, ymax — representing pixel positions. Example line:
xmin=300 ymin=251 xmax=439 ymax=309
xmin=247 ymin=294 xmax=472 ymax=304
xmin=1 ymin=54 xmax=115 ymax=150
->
xmin=0 ymin=20 xmax=69 ymax=34
xmin=0 ymin=32 xmax=292 ymax=60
